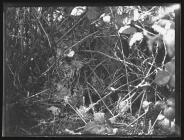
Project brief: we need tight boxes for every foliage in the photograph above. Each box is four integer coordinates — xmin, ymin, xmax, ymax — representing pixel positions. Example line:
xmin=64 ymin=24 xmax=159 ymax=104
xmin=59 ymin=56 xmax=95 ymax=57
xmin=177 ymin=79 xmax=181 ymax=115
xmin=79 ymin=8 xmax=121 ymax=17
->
xmin=4 ymin=5 xmax=179 ymax=136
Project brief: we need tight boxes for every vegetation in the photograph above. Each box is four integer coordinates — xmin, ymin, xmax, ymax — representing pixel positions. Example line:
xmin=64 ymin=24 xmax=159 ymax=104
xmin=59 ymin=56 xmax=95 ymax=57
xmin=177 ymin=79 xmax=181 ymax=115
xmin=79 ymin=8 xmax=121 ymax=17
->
xmin=4 ymin=5 xmax=179 ymax=136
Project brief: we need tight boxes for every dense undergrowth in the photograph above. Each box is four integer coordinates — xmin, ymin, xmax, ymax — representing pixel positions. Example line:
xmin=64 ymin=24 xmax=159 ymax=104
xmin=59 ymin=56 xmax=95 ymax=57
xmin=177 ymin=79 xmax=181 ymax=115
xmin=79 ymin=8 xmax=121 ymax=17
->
xmin=4 ymin=5 xmax=179 ymax=136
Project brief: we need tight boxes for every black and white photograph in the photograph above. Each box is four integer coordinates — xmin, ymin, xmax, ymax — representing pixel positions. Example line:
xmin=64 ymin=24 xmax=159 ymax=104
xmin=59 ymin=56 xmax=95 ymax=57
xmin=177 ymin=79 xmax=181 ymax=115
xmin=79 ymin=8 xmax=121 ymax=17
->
xmin=3 ymin=4 xmax=181 ymax=136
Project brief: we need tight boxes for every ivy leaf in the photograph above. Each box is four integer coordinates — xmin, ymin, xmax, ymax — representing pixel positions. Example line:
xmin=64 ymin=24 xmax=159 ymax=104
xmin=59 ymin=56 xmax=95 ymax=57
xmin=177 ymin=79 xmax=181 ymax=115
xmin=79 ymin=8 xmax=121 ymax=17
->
xmin=154 ymin=70 xmax=171 ymax=86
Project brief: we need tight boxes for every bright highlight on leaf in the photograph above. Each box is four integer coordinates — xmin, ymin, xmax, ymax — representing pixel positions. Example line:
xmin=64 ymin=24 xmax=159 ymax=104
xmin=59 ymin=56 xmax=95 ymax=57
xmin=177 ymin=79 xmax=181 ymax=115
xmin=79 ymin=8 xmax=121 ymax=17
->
xmin=67 ymin=50 xmax=75 ymax=58
xmin=103 ymin=15 xmax=111 ymax=23
xmin=157 ymin=114 xmax=165 ymax=121
xmin=133 ymin=9 xmax=140 ymax=21
xmin=129 ymin=32 xmax=143 ymax=47
xmin=142 ymin=101 xmax=152 ymax=112
xmin=70 ymin=6 xmax=86 ymax=16
xmin=118 ymin=26 xmax=137 ymax=34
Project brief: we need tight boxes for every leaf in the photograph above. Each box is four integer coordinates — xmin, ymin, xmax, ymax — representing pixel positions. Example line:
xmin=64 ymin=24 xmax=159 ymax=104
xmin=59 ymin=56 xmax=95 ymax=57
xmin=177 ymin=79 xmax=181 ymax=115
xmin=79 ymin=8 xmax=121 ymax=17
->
xmin=154 ymin=70 xmax=171 ymax=86
xmin=102 ymin=15 xmax=111 ymax=23
xmin=94 ymin=112 xmax=105 ymax=123
xmin=133 ymin=9 xmax=140 ymax=21
xmin=118 ymin=25 xmax=137 ymax=34
xmin=66 ymin=50 xmax=75 ymax=58
xmin=155 ymin=19 xmax=174 ymax=30
xmin=128 ymin=32 xmax=143 ymax=47
xmin=142 ymin=101 xmax=152 ymax=112
xmin=157 ymin=114 xmax=165 ymax=121
xmin=152 ymin=24 xmax=166 ymax=35
xmin=165 ymin=60 xmax=175 ymax=74
xmin=163 ymin=29 xmax=175 ymax=57
xmin=47 ymin=106 xmax=60 ymax=116
xmin=70 ymin=6 xmax=86 ymax=16
xmin=116 ymin=6 xmax=124 ymax=15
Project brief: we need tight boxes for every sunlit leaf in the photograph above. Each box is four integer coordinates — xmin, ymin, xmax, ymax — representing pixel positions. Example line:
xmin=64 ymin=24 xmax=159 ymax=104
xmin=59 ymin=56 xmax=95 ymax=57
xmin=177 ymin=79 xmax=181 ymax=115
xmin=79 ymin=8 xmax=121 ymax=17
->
xmin=156 ymin=19 xmax=174 ymax=30
xmin=118 ymin=25 xmax=137 ymax=34
xmin=116 ymin=6 xmax=124 ymax=15
xmin=129 ymin=32 xmax=143 ymax=47
xmin=70 ymin=6 xmax=86 ymax=16
xmin=133 ymin=9 xmax=140 ymax=21
xmin=157 ymin=114 xmax=165 ymax=121
xmin=163 ymin=29 xmax=175 ymax=57
xmin=152 ymin=24 xmax=166 ymax=35
xmin=67 ymin=50 xmax=75 ymax=58
xmin=103 ymin=15 xmax=111 ymax=23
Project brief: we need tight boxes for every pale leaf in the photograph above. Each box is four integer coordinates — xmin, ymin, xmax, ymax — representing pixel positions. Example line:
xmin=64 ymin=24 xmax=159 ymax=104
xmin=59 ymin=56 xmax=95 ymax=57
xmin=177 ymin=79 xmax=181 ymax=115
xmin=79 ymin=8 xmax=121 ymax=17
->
xmin=129 ymin=32 xmax=143 ymax=47
xmin=70 ymin=6 xmax=86 ymax=16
